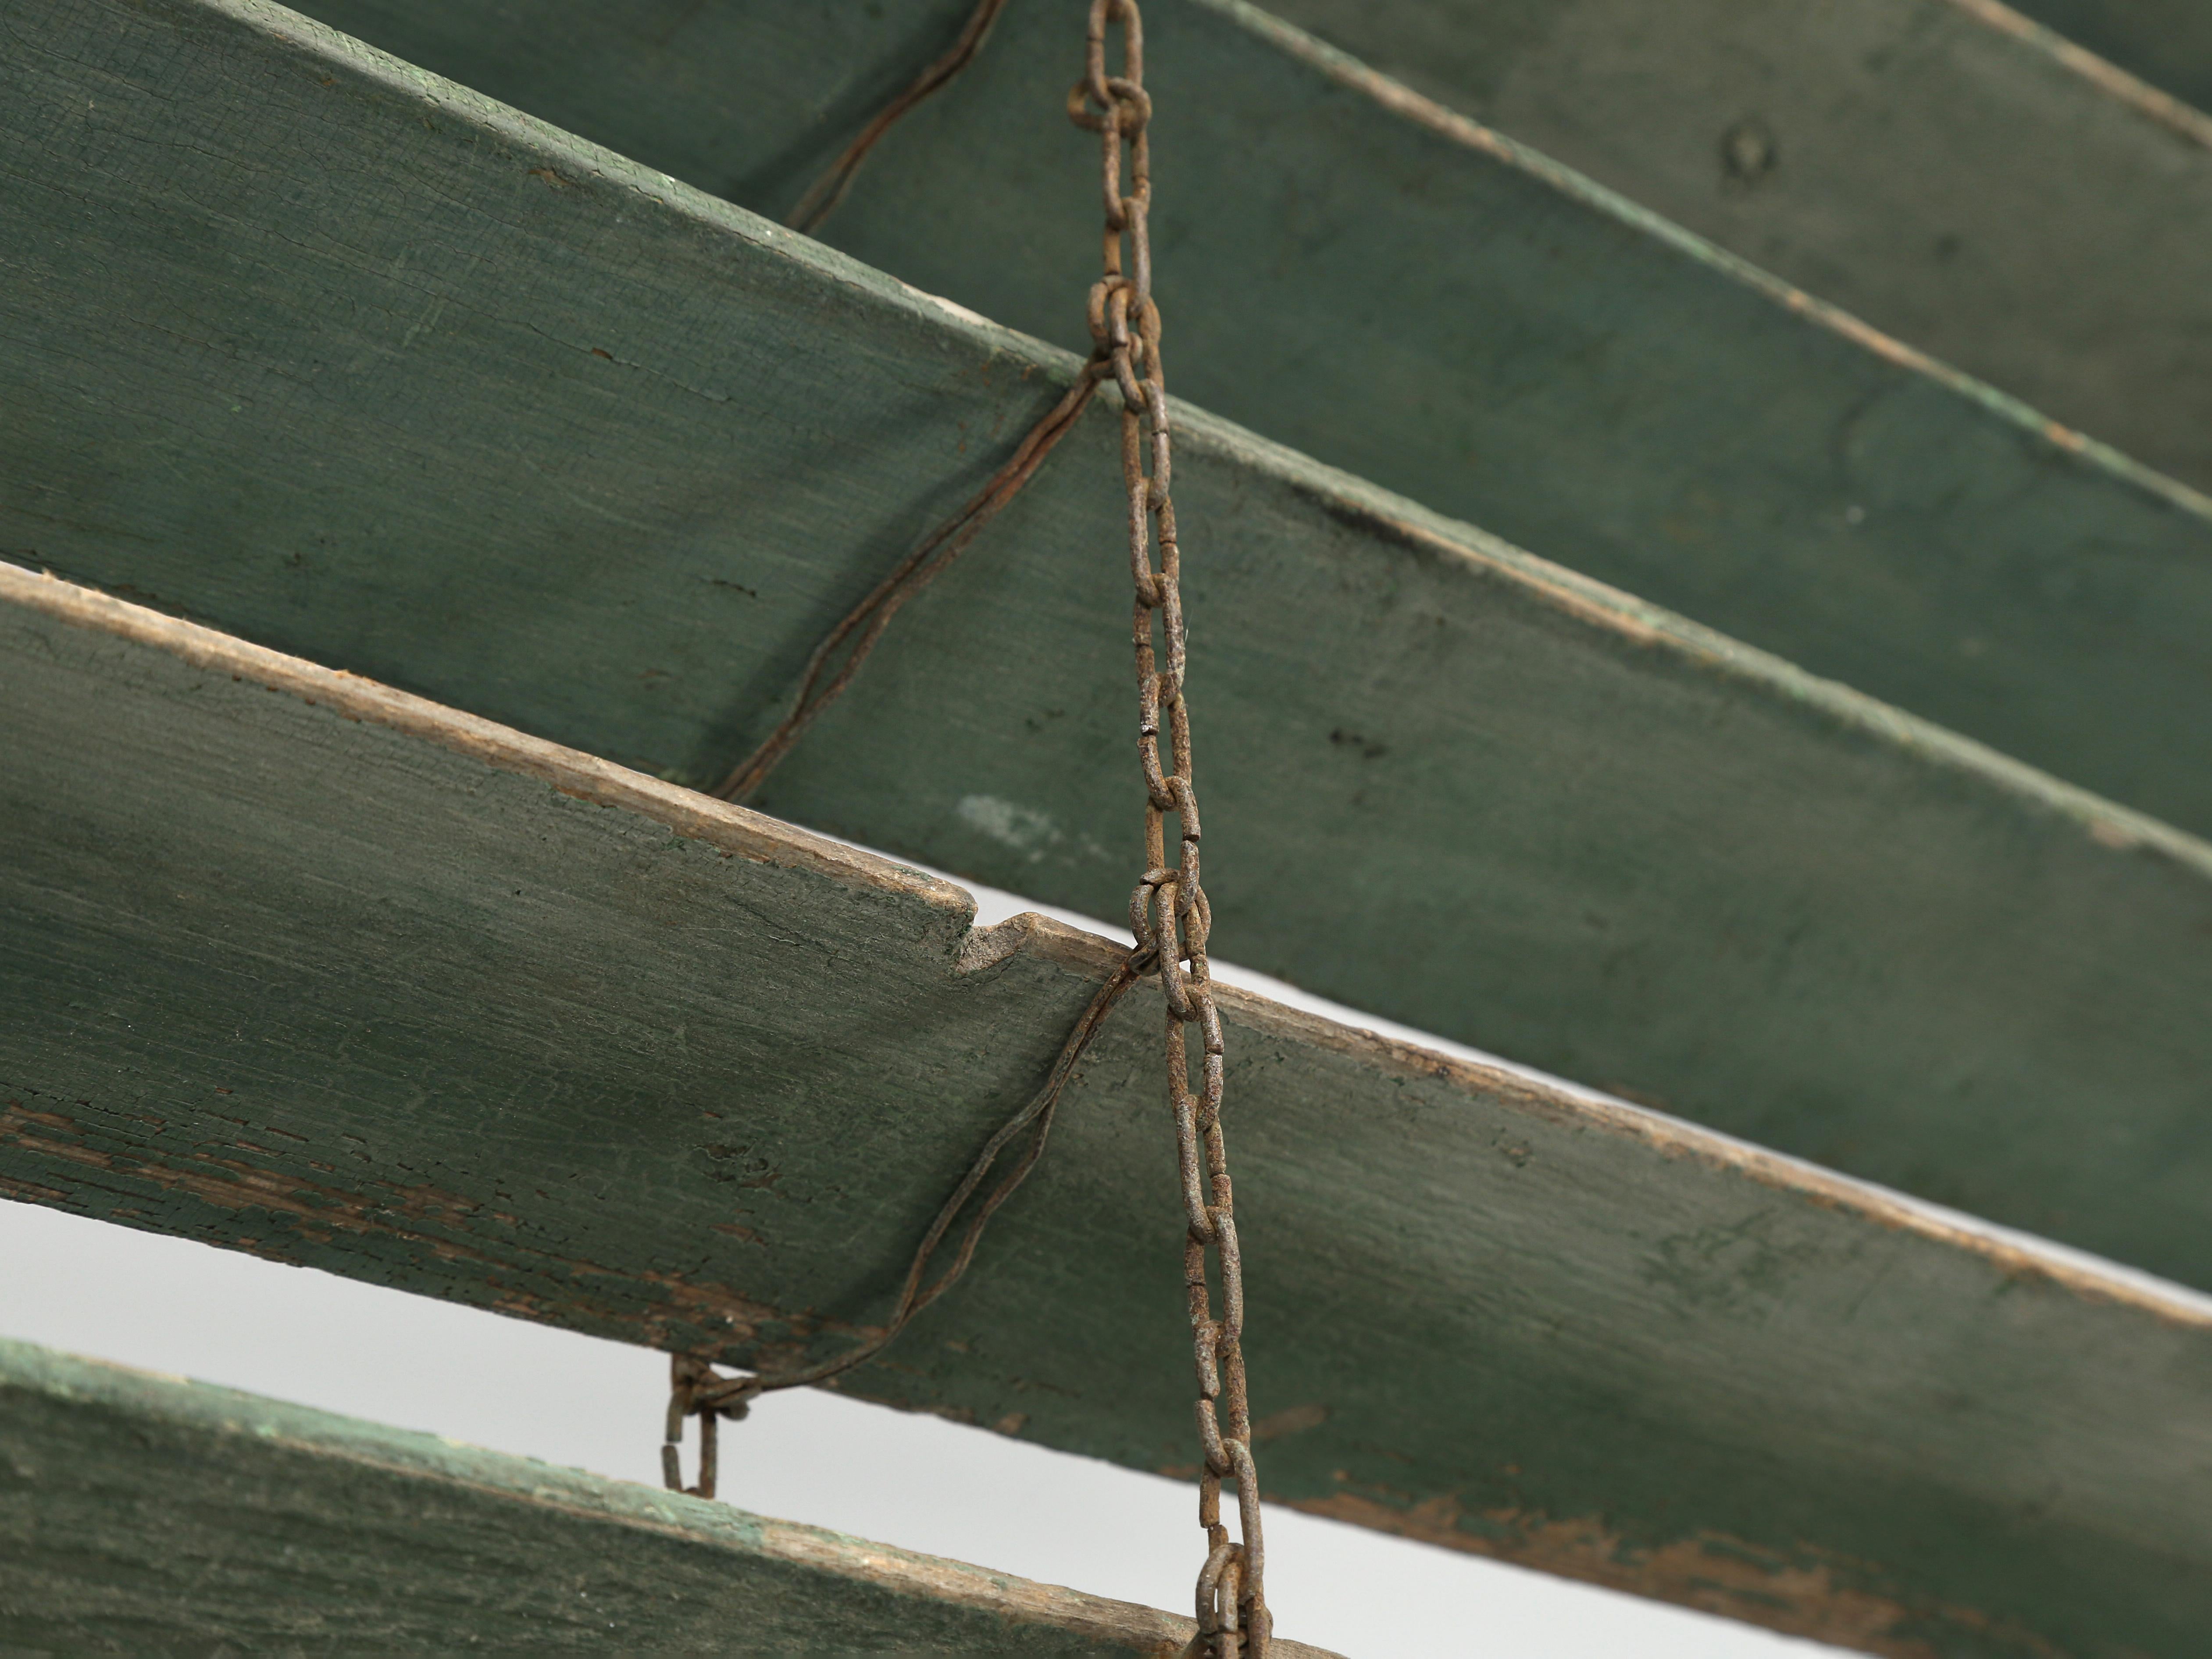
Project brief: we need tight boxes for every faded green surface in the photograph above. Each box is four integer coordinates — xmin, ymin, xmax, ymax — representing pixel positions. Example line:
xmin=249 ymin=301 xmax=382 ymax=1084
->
xmin=277 ymin=0 xmax=2212 ymax=842
xmin=7 ymin=574 xmax=2212 ymax=1659
xmin=0 ymin=1339 xmax=1255 ymax=1656
xmin=1263 ymin=0 xmax=2212 ymax=493
xmin=7 ymin=0 xmax=2212 ymax=1293
xmin=2012 ymin=0 xmax=2212 ymax=113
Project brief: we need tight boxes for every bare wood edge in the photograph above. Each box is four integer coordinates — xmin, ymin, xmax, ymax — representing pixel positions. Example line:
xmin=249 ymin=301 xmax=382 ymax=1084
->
xmin=1195 ymin=0 xmax=2212 ymax=528
xmin=227 ymin=0 xmax=1072 ymax=385
xmin=0 ymin=561 xmax=975 ymax=939
xmin=998 ymin=909 xmax=2212 ymax=1336
xmin=13 ymin=560 xmax=2211 ymax=1341
xmin=1103 ymin=371 xmax=2208 ymax=890
xmin=1172 ymin=416 xmax=2212 ymax=882
xmin=2 ymin=1341 xmax=1341 ymax=1658
xmin=1281 ymin=1494 xmax=1990 ymax=1659
xmin=1946 ymin=0 xmax=2212 ymax=151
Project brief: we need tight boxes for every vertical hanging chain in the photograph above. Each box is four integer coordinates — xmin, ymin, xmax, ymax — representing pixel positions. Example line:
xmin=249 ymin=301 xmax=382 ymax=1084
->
xmin=1071 ymin=7 xmax=1268 ymax=1655
xmin=682 ymin=14 xmax=1274 ymax=1654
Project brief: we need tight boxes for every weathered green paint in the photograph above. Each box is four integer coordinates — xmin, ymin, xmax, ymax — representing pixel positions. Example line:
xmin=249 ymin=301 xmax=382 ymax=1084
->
xmin=0 ymin=1339 xmax=1326 ymax=1656
xmin=8 ymin=0 xmax=2212 ymax=1292
xmin=1258 ymin=0 xmax=2212 ymax=496
xmin=272 ymin=0 xmax=2212 ymax=843
xmin=2009 ymin=0 xmax=2212 ymax=114
xmin=8 ymin=574 xmax=2212 ymax=1659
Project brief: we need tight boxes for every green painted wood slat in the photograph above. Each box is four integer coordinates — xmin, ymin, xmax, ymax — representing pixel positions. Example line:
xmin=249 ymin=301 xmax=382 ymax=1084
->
xmin=280 ymin=0 xmax=2212 ymax=847
xmin=1256 ymin=0 xmax=2212 ymax=496
xmin=0 ymin=1338 xmax=1344 ymax=1656
xmin=7 ymin=0 xmax=2212 ymax=1294
xmin=7 ymin=568 xmax=2212 ymax=1658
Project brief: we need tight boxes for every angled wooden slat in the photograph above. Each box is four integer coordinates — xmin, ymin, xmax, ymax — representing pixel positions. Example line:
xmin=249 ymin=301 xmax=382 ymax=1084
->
xmin=0 ymin=1340 xmax=1336 ymax=1656
xmin=275 ymin=0 xmax=2212 ymax=843
xmin=2008 ymin=0 xmax=2212 ymax=112
xmin=8 ymin=0 xmax=2212 ymax=1293
xmin=7 ymin=574 xmax=2212 ymax=1659
xmin=1257 ymin=0 xmax=2212 ymax=496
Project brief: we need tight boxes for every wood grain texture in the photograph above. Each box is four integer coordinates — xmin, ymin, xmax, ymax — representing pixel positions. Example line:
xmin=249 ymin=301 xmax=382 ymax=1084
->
xmin=6 ymin=572 xmax=2212 ymax=1658
xmin=8 ymin=0 xmax=2212 ymax=1299
xmin=0 ymin=1339 xmax=1338 ymax=1656
xmin=1261 ymin=0 xmax=2212 ymax=497
xmin=274 ymin=0 xmax=2212 ymax=844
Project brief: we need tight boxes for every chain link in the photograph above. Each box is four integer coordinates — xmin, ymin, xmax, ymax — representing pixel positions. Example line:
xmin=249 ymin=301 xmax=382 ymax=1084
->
xmin=1071 ymin=7 xmax=1268 ymax=1653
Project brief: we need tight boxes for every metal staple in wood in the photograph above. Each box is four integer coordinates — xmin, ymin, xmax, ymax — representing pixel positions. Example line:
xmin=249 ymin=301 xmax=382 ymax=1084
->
xmin=658 ymin=948 xmax=1152 ymax=1491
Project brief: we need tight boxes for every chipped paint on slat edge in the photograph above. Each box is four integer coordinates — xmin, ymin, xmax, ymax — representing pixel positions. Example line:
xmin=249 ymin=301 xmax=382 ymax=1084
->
xmin=1006 ymin=912 xmax=2212 ymax=1338
xmin=0 ymin=1093 xmax=844 ymax=1358
xmin=1204 ymin=460 xmax=2212 ymax=882
xmin=0 ymin=1339 xmax=1344 ymax=1657
xmin=0 ymin=1102 xmax=2122 ymax=1659
xmin=0 ymin=1113 xmax=2123 ymax=1659
xmin=190 ymin=0 xmax=2212 ymax=827
xmin=1288 ymin=1491 xmax=2069 ymax=1659
xmin=1944 ymin=0 xmax=2212 ymax=154
xmin=228 ymin=0 xmax=1071 ymax=379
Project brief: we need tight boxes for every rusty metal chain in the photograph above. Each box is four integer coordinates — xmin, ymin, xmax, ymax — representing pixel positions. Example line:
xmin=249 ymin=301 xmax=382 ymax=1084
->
xmin=1072 ymin=6 xmax=1269 ymax=1653
xmin=688 ymin=13 xmax=1274 ymax=1653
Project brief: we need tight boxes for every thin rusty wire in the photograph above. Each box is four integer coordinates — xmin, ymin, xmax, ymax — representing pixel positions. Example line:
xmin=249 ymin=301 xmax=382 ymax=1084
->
xmin=712 ymin=363 xmax=1104 ymax=804
xmin=680 ymin=0 xmax=1121 ymax=1484
xmin=786 ymin=0 xmax=1013 ymax=236
xmin=663 ymin=946 xmax=1154 ymax=1495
